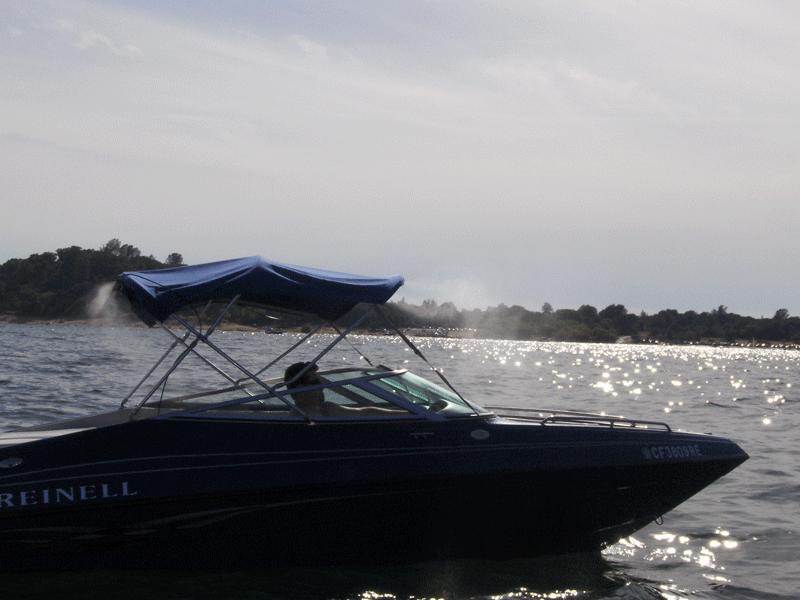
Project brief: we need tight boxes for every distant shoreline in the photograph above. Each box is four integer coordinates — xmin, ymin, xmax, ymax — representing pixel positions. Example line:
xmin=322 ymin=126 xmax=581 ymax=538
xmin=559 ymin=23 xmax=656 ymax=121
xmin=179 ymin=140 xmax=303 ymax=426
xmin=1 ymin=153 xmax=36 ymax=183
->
xmin=0 ymin=315 xmax=253 ymax=332
xmin=3 ymin=314 xmax=799 ymax=350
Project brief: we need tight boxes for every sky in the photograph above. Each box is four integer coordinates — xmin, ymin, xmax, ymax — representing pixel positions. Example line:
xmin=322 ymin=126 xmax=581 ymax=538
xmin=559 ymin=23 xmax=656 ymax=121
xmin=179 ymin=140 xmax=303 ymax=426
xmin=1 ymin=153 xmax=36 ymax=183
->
xmin=2 ymin=1 xmax=799 ymax=318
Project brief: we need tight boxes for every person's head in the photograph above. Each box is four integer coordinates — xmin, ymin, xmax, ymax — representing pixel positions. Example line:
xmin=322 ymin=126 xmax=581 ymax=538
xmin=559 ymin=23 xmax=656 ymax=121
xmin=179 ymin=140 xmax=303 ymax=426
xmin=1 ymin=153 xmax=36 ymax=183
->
xmin=284 ymin=362 xmax=324 ymax=411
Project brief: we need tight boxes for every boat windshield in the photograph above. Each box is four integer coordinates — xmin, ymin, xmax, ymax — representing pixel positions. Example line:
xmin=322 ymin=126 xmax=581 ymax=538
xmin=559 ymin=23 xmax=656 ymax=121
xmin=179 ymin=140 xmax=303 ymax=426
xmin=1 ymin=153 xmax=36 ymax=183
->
xmin=337 ymin=369 xmax=481 ymax=416
xmin=144 ymin=368 xmax=483 ymax=421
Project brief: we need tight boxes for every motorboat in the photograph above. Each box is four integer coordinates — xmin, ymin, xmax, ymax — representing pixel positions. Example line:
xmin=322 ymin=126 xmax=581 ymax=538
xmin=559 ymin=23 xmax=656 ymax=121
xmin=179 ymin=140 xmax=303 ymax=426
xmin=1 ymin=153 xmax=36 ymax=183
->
xmin=0 ymin=257 xmax=747 ymax=571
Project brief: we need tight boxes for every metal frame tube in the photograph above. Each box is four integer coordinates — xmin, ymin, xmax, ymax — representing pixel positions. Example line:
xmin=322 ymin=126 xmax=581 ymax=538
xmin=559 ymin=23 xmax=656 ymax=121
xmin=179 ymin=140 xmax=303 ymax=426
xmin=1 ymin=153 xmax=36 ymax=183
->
xmin=120 ymin=302 xmax=213 ymax=408
xmin=131 ymin=297 xmax=241 ymax=416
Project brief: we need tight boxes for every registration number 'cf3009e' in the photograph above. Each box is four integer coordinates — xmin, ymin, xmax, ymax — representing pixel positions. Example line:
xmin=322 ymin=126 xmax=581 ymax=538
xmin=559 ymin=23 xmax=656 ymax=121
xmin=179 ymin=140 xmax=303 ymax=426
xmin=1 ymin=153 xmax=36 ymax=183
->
xmin=643 ymin=445 xmax=703 ymax=460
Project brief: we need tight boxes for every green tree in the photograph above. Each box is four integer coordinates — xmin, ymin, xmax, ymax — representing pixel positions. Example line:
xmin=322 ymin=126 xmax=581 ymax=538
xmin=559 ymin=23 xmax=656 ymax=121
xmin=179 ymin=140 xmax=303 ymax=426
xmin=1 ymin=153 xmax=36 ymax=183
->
xmin=165 ymin=253 xmax=184 ymax=267
xmin=101 ymin=239 xmax=122 ymax=254
xmin=576 ymin=305 xmax=598 ymax=325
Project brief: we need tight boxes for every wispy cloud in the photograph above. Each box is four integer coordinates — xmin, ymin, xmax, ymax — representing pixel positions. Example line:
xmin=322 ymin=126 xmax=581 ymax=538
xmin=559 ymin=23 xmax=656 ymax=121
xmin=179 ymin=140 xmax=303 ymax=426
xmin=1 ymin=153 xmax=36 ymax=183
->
xmin=52 ymin=17 xmax=141 ymax=56
xmin=290 ymin=35 xmax=330 ymax=63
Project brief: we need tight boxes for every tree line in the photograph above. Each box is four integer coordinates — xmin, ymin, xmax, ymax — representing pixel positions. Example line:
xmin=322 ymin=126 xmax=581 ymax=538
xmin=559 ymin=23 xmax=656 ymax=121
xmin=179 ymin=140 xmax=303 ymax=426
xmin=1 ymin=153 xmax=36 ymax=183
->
xmin=0 ymin=240 xmax=182 ymax=318
xmin=1 ymin=241 xmax=798 ymax=345
xmin=360 ymin=299 xmax=800 ymax=345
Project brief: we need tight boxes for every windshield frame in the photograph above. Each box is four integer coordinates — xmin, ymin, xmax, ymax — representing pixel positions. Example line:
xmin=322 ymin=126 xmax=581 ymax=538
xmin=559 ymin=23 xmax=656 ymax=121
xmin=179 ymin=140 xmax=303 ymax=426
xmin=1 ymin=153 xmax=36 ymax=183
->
xmin=148 ymin=367 xmax=487 ymax=422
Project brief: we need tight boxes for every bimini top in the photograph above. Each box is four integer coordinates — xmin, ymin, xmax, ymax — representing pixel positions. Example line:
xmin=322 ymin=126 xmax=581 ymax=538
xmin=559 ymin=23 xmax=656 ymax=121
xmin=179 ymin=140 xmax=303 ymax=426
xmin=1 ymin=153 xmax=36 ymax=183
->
xmin=118 ymin=256 xmax=404 ymax=325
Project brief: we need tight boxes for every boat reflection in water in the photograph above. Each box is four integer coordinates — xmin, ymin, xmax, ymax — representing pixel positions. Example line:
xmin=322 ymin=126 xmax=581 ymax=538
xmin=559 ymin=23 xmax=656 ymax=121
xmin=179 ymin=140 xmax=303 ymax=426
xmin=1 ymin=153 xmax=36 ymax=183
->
xmin=0 ymin=257 xmax=747 ymax=571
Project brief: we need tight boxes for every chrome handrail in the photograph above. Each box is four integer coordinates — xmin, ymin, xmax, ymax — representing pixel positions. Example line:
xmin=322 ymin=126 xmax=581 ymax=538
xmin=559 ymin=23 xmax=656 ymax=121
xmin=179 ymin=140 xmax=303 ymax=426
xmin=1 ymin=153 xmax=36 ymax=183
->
xmin=483 ymin=406 xmax=671 ymax=432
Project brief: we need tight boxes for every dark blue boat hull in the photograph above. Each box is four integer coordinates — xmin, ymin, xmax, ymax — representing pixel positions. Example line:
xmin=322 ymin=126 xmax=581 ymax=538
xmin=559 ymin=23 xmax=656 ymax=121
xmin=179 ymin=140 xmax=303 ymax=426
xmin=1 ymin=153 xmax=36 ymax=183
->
xmin=0 ymin=416 xmax=747 ymax=571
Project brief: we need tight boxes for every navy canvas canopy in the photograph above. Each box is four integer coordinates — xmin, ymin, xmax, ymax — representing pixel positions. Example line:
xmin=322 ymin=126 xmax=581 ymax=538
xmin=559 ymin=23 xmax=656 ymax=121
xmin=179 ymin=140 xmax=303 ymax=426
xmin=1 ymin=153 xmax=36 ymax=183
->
xmin=118 ymin=257 xmax=404 ymax=325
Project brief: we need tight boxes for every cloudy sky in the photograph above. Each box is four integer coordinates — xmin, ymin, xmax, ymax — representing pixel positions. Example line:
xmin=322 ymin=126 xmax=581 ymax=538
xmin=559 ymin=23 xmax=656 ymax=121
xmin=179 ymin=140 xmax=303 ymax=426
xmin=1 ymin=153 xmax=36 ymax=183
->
xmin=2 ymin=1 xmax=798 ymax=317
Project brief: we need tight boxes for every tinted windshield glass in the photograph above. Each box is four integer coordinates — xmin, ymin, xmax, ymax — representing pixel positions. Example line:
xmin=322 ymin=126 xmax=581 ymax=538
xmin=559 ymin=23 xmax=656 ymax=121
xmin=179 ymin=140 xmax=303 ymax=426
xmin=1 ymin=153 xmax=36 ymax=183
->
xmin=153 ymin=372 xmax=417 ymax=420
xmin=364 ymin=371 xmax=482 ymax=416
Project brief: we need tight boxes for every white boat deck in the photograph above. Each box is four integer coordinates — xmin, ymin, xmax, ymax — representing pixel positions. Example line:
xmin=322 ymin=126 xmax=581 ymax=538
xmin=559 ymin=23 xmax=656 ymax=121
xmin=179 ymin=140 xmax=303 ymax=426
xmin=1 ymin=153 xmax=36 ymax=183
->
xmin=0 ymin=407 xmax=162 ymax=448
xmin=0 ymin=428 xmax=94 ymax=449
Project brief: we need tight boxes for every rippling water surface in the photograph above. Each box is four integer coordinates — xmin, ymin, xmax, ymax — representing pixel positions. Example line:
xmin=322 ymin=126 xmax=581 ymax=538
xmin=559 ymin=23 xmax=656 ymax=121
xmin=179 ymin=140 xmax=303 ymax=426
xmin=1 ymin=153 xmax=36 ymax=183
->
xmin=0 ymin=324 xmax=798 ymax=600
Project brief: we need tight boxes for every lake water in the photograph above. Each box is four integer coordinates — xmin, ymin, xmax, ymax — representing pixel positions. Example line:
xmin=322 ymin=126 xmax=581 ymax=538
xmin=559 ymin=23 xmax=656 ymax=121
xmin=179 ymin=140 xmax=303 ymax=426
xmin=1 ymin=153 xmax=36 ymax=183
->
xmin=0 ymin=323 xmax=797 ymax=600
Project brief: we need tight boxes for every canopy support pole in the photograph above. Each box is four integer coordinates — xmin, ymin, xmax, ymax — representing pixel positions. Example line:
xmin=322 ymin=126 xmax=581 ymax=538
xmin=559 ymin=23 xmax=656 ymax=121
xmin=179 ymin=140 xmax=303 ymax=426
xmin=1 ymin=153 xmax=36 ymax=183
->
xmin=120 ymin=302 xmax=213 ymax=408
xmin=130 ymin=296 xmax=240 ymax=416
xmin=330 ymin=323 xmax=374 ymax=367
xmin=374 ymin=306 xmax=485 ymax=414
xmin=282 ymin=307 xmax=376 ymax=389
xmin=246 ymin=322 xmax=326 ymax=383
